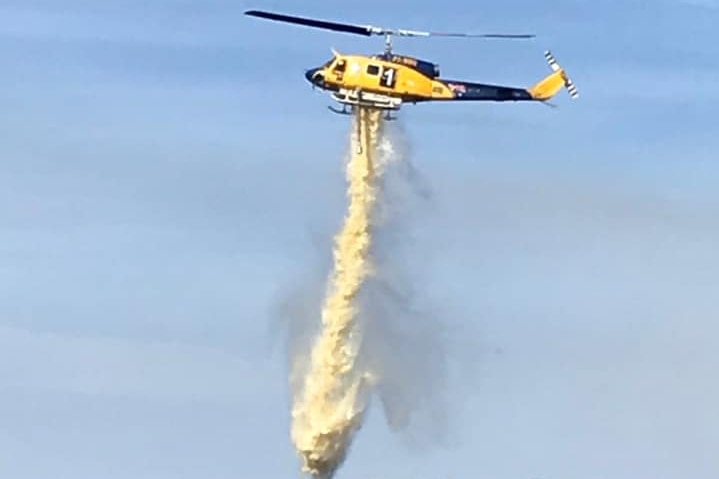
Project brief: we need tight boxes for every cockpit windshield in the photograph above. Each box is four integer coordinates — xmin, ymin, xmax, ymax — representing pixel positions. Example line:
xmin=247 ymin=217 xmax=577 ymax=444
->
xmin=333 ymin=59 xmax=346 ymax=72
xmin=321 ymin=57 xmax=346 ymax=72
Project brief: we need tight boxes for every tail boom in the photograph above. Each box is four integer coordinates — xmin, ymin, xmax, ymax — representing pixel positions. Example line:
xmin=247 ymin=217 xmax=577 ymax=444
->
xmin=430 ymin=80 xmax=535 ymax=102
xmin=427 ymin=50 xmax=577 ymax=104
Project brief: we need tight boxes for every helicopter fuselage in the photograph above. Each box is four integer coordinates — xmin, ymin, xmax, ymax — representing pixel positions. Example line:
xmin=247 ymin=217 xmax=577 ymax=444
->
xmin=304 ymin=52 xmax=550 ymax=111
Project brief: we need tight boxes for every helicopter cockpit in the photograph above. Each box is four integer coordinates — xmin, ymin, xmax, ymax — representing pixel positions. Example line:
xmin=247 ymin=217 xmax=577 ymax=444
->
xmin=305 ymin=56 xmax=347 ymax=87
xmin=323 ymin=57 xmax=346 ymax=74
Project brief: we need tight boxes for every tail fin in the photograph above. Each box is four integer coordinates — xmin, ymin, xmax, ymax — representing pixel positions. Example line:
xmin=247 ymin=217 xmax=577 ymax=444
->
xmin=528 ymin=50 xmax=579 ymax=101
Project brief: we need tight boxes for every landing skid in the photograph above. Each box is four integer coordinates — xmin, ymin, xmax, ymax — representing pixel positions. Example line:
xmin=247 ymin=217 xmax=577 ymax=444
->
xmin=327 ymin=104 xmax=352 ymax=115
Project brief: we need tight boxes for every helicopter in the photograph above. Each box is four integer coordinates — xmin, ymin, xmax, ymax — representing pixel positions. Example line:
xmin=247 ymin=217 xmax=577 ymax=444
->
xmin=244 ymin=9 xmax=578 ymax=119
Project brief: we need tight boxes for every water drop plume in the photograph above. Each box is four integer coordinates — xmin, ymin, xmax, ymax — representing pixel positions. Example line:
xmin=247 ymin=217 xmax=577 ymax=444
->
xmin=270 ymin=107 xmax=470 ymax=479
xmin=289 ymin=106 xmax=386 ymax=479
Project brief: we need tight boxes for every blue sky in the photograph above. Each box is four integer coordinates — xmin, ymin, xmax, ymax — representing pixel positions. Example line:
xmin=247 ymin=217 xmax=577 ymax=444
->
xmin=1 ymin=1 xmax=718 ymax=478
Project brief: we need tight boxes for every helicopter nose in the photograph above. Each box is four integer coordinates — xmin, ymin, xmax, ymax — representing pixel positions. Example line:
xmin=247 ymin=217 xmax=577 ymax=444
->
xmin=305 ymin=68 xmax=322 ymax=84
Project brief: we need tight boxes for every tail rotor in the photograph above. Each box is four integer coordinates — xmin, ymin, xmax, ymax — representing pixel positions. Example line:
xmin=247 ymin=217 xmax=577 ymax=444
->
xmin=544 ymin=50 xmax=579 ymax=99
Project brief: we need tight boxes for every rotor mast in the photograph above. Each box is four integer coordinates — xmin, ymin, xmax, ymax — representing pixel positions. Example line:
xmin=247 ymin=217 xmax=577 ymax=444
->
xmin=384 ymin=33 xmax=392 ymax=56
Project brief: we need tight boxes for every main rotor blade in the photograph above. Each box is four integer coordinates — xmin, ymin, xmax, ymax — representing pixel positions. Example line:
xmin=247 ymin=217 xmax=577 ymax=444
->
xmin=393 ymin=29 xmax=535 ymax=39
xmin=244 ymin=10 xmax=372 ymax=36
xmin=427 ymin=32 xmax=535 ymax=39
xmin=244 ymin=10 xmax=535 ymax=40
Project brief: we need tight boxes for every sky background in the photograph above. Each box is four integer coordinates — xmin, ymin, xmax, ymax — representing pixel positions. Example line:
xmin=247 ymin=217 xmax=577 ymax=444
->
xmin=1 ymin=0 xmax=718 ymax=478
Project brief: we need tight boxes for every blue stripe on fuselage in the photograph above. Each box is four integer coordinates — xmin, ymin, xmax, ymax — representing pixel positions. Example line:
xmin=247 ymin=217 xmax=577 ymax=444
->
xmin=439 ymin=80 xmax=533 ymax=101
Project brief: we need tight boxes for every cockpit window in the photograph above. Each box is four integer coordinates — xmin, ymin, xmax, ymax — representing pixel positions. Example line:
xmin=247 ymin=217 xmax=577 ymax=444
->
xmin=333 ymin=59 xmax=346 ymax=72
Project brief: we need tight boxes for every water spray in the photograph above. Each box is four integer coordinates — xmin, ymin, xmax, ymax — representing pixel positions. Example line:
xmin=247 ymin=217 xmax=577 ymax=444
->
xmin=290 ymin=106 xmax=385 ymax=479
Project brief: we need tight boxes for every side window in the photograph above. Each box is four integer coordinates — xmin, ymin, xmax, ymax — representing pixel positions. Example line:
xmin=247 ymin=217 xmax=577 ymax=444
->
xmin=366 ymin=64 xmax=380 ymax=75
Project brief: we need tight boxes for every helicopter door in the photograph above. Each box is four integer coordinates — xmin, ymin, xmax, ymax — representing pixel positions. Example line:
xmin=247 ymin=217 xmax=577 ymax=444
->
xmin=365 ymin=63 xmax=397 ymax=90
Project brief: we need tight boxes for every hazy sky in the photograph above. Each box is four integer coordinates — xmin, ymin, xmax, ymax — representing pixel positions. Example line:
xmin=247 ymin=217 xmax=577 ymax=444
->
xmin=1 ymin=1 xmax=718 ymax=478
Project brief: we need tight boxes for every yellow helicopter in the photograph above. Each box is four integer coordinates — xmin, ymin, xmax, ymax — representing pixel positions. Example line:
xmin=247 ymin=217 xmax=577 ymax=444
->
xmin=244 ymin=9 xmax=578 ymax=119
